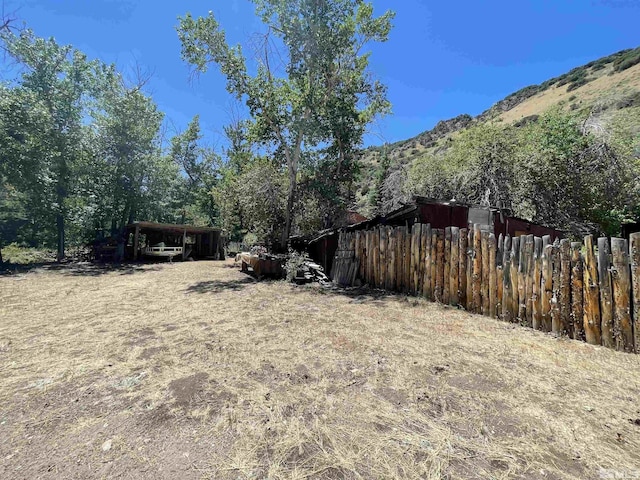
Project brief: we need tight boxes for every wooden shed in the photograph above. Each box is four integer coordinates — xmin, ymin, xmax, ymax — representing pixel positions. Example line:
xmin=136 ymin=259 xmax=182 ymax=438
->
xmin=125 ymin=221 xmax=222 ymax=261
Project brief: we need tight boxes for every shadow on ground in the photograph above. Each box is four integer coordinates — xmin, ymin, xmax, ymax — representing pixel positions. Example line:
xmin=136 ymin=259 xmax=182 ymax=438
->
xmin=0 ymin=261 xmax=163 ymax=277
xmin=185 ymin=277 xmax=258 ymax=294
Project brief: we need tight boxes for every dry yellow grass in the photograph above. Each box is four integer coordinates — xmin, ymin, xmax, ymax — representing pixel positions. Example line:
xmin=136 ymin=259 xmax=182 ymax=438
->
xmin=498 ymin=63 xmax=640 ymax=124
xmin=2 ymin=259 xmax=640 ymax=479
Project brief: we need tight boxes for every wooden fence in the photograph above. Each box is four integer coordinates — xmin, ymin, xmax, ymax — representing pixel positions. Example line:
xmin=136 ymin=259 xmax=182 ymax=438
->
xmin=331 ymin=223 xmax=640 ymax=354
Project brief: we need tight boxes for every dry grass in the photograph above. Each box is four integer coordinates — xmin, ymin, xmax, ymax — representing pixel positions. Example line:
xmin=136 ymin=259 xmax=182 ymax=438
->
xmin=498 ymin=63 xmax=640 ymax=124
xmin=2 ymin=260 xmax=640 ymax=479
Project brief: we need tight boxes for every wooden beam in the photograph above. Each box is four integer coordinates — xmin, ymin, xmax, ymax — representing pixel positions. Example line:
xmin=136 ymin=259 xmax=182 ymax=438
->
xmin=133 ymin=225 xmax=140 ymax=261
xmin=611 ymin=238 xmax=633 ymax=352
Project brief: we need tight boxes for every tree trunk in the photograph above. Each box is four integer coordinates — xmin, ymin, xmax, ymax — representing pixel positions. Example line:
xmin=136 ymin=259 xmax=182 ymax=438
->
xmin=282 ymin=161 xmax=297 ymax=249
xmin=56 ymin=211 xmax=65 ymax=262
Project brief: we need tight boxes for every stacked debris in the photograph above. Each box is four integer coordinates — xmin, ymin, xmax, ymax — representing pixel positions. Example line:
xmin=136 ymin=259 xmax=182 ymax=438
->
xmin=291 ymin=258 xmax=331 ymax=286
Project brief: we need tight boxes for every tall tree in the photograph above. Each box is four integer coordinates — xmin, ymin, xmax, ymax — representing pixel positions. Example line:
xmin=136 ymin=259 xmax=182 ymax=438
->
xmin=177 ymin=0 xmax=394 ymax=247
xmin=0 ymin=29 xmax=107 ymax=259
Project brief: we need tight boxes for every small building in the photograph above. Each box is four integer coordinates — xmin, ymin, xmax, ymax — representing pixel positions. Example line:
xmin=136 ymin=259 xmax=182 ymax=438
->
xmin=306 ymin=197 xmax=562 ymax=277
xmin=125 ymin=221 xmax=222 ymax=261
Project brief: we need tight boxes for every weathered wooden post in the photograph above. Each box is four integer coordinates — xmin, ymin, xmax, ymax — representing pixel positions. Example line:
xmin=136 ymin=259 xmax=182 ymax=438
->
xmin=541 ymin=236 xmax=552 ymax=331
xmin=417 ymin=224 xmax=426 ymax=294
xmin=133 ymin=224 xmax=140 ymax=261
xmin=467 ymin=228 xmax=474 ymax=311
xmin=430 ymin=228 xmax=438 ymax=299
xmin=517 ymin=236 xmax=528 ymax=323
xmin=423 ymin=224 xmax=432 ymax=299
xmin=524 ymin=235 xmax=535 ymax=327
xmin=481 ymin=230 xmax=490 ymax=315
xmin=472 ymin=224 xmax=482 ymax=314
xmin=630 ymin=232 xmax=640 ymax=353
xmin=532 ymin=237 xmax=543 ymax=330
xmin=404 ymin=225 xmax=412 ymax=292
xmin=583 ymin=235 xmax=602 ymax=345
xmin=510 ymin=236 xmax=520 ymax=322
xmin=502 ymin=235 xmax=512 ymax=322
xmin=459 ymin=228 xmax=468 ymax=309
xmin=611 ymin=238 xmax=633 ymax=352
xmin=598 ymin=237 xmax=615 ymax=348
xmin=496 ymin=234 xmax=504 ymax=319
xmin=411 ymin=223 xmax=421 ymax=294
xmin=443 ymin=227 xmax=451 ymax=304
xmin=450 ymin=227 xmax=460 ymax=306
xmin=488 ymin=233 xmax=497 ymax=318
xmin=570 ymin=242 xmax=585 ymax=341
xmin=559 ymin=239 xmax=572 ymax=336
xmin=435 ymin=229 xmax=445 ymax=302
xmin=379 ymin=226 xmax=387 ymax=289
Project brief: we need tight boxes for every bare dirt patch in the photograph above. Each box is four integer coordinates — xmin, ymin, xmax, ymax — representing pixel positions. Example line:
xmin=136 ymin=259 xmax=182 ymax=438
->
xmin=2 ymin=259 xmax=640 ymax=478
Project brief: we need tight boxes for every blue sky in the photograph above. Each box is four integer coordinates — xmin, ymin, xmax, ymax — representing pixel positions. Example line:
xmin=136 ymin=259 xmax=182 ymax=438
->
xmin=6 ymin=0 xmax=640 ymax=148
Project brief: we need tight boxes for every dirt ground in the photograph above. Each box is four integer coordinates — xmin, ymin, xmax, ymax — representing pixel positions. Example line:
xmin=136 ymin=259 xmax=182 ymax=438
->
xmin=2 ymin=259 xmax=640 ymax=479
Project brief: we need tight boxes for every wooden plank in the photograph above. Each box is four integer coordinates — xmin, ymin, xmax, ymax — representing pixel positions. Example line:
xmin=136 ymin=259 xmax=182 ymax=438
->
xmin=385 ymin=226 xmax=394 ymax=290
xmin=559 ymin=239 xmax=572 ymax=336
xmin=443 ymin=227 xmax=451 ymax=304
xmin=435 ymin=229 xmax=445 ymax=302
xmin=395 ymin=225 xmax=402 ymax=291
xmin=517 ymin=236 xmax=527 ymax=323
xmin=532 ymin=237 xmax=543 ymax=330
xmin=481 ymin=230 xmax=490 ymax=315
xmin=417 ymin=224 xmax=425 ymax=294
xmin=611 ymin=238 xmax=633 ymax=352
xmin=510 ymin=236 xmax=520 ymax=322
xmin=583 ymin=235 xmax=602 ymax=345
xmin=472 ymin=224 xmax=482 ymax=314
xmin=378 ymin=227 xmax=385 ymax=289
xmin=488 ymin=233 xmax=497 ymax=318
xmin=466 ymin=228 xmax=474 ymax=311
xmin=550 ymin=242 xmax=561 ymax=335
xmin=541 ymin=242 xmax=553 ymax=332
xmin=411 ymin=223 xmax=421 ymax=294
xmin=423 ymin=224 xmax=432 ymax=299
xmin=502 ymin=235 xmax=512 ymax=322
xmin=459 ymin=228 xmax=468 ymax=309
xmin=598 ymin=237 xmax=615 ymax=348
xmin=430 ymin=228 xmax=437 ymax=299
xmin=496 ymin=234 xmax=504 ymax=318
xmin=520 ymin=235 xmax=532 ymax=327
xmin=450 ymin=227 xmax=460 ymax=306
xmin=571 ymin=242 xmax=585 ymax=341
xmin=630 ymin=232 xmax=640 ymax=353
xmin=404 ymin=225 xmax=412 ymax=293
xmin=372 ymin=229 xmax=380 ymax=287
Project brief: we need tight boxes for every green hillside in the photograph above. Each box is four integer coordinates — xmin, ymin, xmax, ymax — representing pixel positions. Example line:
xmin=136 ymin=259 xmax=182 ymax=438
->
xmin=357 ymin=46 xmax=640 ymax=236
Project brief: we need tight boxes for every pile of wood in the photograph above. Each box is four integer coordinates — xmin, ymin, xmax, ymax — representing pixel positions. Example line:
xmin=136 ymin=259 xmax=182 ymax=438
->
xmin=292 ymin=260 xmax=331 ymax=285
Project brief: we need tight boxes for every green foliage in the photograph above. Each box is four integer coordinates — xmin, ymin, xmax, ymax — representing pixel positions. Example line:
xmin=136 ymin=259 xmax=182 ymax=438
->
xmin=177 ymin=0 xmax=394 ymax=246
xmin=406 ymin=109 xmax=640 ymax=236
xmin=284 ymin=248 xmax=306 ymax=282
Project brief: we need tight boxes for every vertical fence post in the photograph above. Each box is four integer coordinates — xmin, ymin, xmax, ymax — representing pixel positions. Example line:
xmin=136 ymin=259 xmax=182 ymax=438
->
xmin=571 ymin=242 xmax=585 ymax=341
xmin=583 ymin=235 xmax=602 ymax=345
xmin=418 ymin=224 xmax=427 ymax=295
xmin=431 ymin=228 xmax=438 ymax=300
xmin=550 ymin=242 xmax=562 ymax=334
xmin=472 ymin=224 xmax=482 ymax=314
xmin=502 ymin=235 xmax=512 ymax=322
xmin=467 ymin=228 xmax=474 ymax=312
xmin=541 ymin=236 xmax=552 ymax=332
xmin=489 ymin=233 xmax=497 ymax=318
xmin=497 ymin=234 xmax=504 ymax=319
xmin=559 ymin=239 xmax=572 ymax=336
xmin=459 ymin=228 xmax=468 ymax=309
xmin=450 ymin=227 xmax=460 ymax=306
xmin=424 ymin=224 xmax=433 ymax=299
xmin=481 ymin=230 xmax=490 ymax=316
xmin=524 ymin=235 xmax=535 ymax=327
xmin=410 ymin=224 xmax=418 ymax=294
xmin=611 ymin=238 xmax=633 ymax=352
xmin=510 ymin=236 xmax=520 ymax=322
xmin=435 ymin=229 xmax=445 ymax=302
xmin=532 ymin=237 xmax=543 ymax=330
xmin=598 ymin=237 xmax=615 ymax=348
xmin=517 ymin=236 xmax=527 ymax=323
xmin=630 ymin=233 xmax=640 ymax=353
xmin=404 ymin=225 xmax=412 ymax=292
xmin=444 ymin=227 xmax=451 ymax=304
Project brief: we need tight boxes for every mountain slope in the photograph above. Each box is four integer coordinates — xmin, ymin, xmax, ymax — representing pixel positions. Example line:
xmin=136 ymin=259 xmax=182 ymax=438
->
xmin=357 ymin=47 xmax=640 ymax=216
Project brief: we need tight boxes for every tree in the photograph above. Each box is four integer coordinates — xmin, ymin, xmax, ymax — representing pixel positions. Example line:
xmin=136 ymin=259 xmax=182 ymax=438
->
xmin=177 ymin=0 xmax=394 ymax=247
xmin=169 ymin=115 xmax=219 ymax=225
xmin=0 ymin=29 xmax=108 ymax=259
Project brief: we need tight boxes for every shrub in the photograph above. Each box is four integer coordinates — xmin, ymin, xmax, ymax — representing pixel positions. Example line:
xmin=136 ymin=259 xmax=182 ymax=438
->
xmin=284 ymin=249 xmax=306 ymax=282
